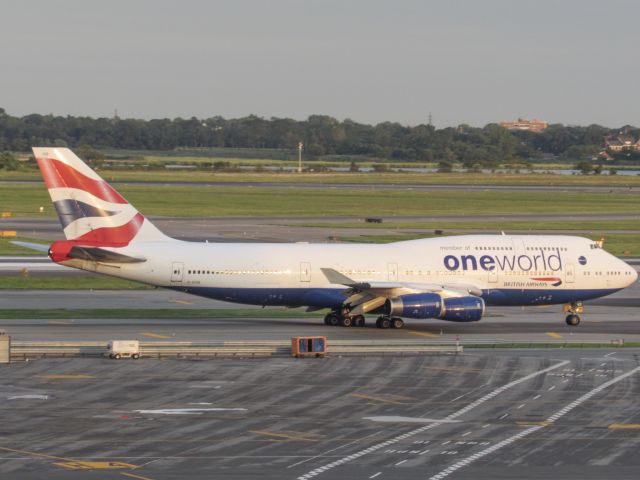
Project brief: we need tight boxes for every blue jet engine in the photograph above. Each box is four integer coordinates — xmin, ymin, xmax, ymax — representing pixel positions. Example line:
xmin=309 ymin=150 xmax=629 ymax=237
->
xmin=385 ymin=293 xmax=484 ymax=322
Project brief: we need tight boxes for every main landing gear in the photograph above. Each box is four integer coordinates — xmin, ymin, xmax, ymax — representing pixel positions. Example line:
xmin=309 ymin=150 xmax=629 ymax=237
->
xmin=375 ymin=316 xmax=404 ymax=329
xmin=563 ymin=302 xmax=584 ymax=326
xmin=323 ymin=311 xmax=366 ymax=327
xmin=323 ymin=311 xmax=405 ymax=329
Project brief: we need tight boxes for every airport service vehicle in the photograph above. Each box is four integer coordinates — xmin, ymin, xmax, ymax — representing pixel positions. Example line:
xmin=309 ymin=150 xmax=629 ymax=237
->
xmin=107 ymin=340 xmax=140 ymax=360
xmin=20 ymin=148 xmax=638 ymax=330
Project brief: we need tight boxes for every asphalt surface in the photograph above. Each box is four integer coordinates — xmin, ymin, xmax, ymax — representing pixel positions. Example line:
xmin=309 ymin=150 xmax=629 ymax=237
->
xmin=2 ymin=350 xmax=640 ymax=480
xmin=4 ymin=213 xmax=640 ymax=242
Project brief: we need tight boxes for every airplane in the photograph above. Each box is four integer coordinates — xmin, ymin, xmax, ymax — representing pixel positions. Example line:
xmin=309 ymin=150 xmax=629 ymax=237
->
xmin=18 ymin=147 xmax=638 ymax=329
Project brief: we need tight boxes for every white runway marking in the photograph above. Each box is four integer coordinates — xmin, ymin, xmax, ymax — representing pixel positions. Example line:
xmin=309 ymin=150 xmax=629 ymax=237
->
xmin=134 ymin=408 xmax=247 ymax=415
xmin=7 ymin=395 xmax=49 ymax=400
xmin=295 ymin=360 xmax=569 ymax=480
xmin=428 ymin=365 xmax=640 ymax=480
xmin=364 ymin=416 xmax=460 ymax=424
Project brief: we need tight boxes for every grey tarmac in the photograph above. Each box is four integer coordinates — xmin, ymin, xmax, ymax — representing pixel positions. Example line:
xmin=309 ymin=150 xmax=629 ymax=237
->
xmin=1 ymin=350 xmax=640 ymax=480
xmin=4 ymin=213 xmax=640 ymax=242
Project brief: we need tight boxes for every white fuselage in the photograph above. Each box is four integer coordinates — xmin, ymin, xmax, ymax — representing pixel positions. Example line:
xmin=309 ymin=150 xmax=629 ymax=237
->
xmin=63 ymin=234 xmax=637 ymax=309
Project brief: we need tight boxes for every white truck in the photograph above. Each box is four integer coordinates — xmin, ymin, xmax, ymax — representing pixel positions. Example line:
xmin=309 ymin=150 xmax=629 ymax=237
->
xmin=107 ymin=340 xmax=140 ymax=359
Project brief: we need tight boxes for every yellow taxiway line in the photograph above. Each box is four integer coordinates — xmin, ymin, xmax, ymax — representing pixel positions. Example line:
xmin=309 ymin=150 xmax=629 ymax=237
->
xmin=609 ymin=424 xmax=640 ymax=429
xmin=0 ymin=446 xmax=137 ymax=471
xmin=250 ymin=430 xmax=322 ymax=442
xmin=139 ymin=332 xmax=172 ymax=339
xmin=350 ymin=393 xmax=413 ymax=405
xmin=406 ymin=329 xmax=439 ymax=338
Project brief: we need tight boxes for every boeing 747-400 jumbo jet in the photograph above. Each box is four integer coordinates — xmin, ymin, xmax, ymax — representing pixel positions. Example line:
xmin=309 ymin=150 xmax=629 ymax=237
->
xmin=20 ymin=147 xmax=638 ymax=329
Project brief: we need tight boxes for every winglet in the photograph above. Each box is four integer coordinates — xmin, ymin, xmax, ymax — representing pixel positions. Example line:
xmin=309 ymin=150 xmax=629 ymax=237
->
xmin=320 ymin=268 xmax=358 ymax=286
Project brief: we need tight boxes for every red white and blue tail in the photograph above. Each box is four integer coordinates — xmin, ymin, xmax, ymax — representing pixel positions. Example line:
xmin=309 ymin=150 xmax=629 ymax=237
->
xmin=32 ymin=147 xmax=168 ymax=245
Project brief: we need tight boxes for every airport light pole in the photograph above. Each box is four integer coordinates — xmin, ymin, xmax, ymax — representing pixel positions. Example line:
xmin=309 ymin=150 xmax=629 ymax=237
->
xmin=298 ymin=142 xmax=303 ymax=173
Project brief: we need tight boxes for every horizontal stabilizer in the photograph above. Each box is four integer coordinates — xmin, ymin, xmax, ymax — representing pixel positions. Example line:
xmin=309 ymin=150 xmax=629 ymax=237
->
xmin=11 ymin=241 xmax=50 ymax=253
xmin=68 ymin=246 xmax=146 ymax=263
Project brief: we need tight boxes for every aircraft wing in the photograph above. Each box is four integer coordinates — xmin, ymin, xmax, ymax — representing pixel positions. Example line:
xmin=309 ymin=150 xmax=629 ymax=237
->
xmin=320 ymin=267 xmax=485 ymax=315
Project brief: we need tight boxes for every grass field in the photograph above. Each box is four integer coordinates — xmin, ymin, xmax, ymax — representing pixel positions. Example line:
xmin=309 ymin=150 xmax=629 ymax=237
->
xmin=2 ymin=183 xmax=640 ymax=218
xmin=0 ymin=275 xmax=151 ymax=290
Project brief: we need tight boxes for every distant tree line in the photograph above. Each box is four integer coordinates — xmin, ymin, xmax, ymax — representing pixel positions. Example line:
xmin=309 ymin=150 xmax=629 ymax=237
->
xmin=1 ymin=107 xmax=638 ymax=167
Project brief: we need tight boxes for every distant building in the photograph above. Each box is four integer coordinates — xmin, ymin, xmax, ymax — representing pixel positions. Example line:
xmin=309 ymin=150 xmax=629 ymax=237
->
xmin=499 ymin=118 xmax=549 ymax=132
xmin=603 ymin=134 xmax=640 ymax=152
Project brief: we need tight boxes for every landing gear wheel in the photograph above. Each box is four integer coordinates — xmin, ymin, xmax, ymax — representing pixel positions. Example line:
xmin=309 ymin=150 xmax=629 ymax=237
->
xmin=340 ymin=316 xmax=353 ymax=327
xmin=376 ymin=316 xmax=391 ymax=329
xmin=565 ymin=314 xmax=580 ymax=326
xmin=391 ymin=317 xmax=405 ymax=329
xmin=352 ymin=315 xmax=365 ymax=327
xmin=325 ymin=312 xmax=340 ymax=326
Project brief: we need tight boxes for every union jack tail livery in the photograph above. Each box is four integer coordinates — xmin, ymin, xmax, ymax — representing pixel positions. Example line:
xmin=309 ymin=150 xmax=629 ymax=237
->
xmin=32 ymin=147 xmax=167 ymax=246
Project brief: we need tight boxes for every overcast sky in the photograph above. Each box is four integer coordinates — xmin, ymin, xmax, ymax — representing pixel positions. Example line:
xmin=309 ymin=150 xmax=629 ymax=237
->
xmin=1 ymin=0 xmax=637 ymax=127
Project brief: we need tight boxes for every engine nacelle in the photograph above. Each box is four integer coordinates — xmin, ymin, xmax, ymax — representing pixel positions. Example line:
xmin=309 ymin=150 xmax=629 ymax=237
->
xmin=385 ymin=293 xmax=485 ymax=322
xmin=441 ymin=296 xmax=484 ymax=322
xmin=385 ymin=293 xmax=443 ymax=319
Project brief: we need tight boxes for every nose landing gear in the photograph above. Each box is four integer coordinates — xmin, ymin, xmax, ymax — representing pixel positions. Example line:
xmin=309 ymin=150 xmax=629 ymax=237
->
xmin=563 ymin=302 xmax=584 ymax=326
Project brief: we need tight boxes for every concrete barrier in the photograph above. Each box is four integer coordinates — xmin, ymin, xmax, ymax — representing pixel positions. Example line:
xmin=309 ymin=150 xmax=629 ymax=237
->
xmin=9 ymin=340 xmax=463 ymax=359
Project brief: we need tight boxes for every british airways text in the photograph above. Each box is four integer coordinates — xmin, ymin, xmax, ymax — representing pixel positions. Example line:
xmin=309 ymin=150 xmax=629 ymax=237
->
xmin=443 ymin=248 xmax=563 ymax=272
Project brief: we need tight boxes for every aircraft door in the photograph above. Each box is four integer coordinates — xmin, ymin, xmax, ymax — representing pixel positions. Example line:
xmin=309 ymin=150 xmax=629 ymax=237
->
xmin=488 ymin=268 xmax=498 ymax=283
xmin=565 ymin=263 xmax=575 ymax=283
xmin=388 ymin=263 xmax=398 ymax=281
xmin=300 ymin=262 xmax=311 ymax=282
xmin=171 ymin=262 xmax=184 ymax=283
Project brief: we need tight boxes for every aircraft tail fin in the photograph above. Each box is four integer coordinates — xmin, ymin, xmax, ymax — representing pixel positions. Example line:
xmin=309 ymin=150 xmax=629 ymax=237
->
xmin=32 ymin=147 xmax=170 ymax=245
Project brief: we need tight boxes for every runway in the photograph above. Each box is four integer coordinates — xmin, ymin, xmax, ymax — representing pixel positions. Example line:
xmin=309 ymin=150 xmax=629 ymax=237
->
xmin=4 ymin=178 xmax=640 ymax=193
xmin=1 ymin=284 xmax=639 ymax=344
xmin=4 ymin=212 xmax=640 ymax=242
